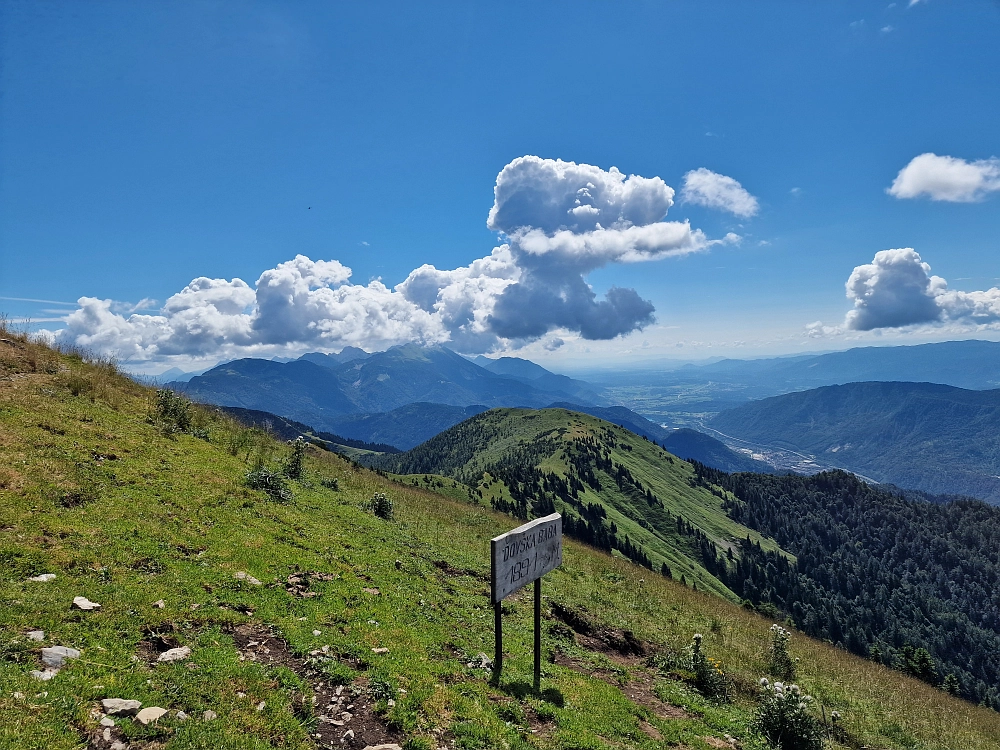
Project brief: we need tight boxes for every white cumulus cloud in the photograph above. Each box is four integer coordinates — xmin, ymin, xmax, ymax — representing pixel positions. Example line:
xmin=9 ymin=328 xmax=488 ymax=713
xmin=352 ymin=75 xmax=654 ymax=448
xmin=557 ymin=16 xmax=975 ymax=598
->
xmin=887 ymin=153 xmax=1000 ymax=202
xmin=50 ymin=156 xmax=739 ymax=361
xmin=843 ymin=248 xmax=1000 ymax=331
xmin=680 ymin=167 xmax=759 ymax=217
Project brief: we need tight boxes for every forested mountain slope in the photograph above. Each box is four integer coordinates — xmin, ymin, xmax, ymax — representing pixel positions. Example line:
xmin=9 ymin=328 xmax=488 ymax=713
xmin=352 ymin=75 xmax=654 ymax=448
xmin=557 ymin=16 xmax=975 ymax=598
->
xmin=374 ymin=408 xmax=790 ymax=601
xmin=710 ymin=381 xmax=1000 ymax=503
xmin=692 ymin=464 xmax=1000 ymax=709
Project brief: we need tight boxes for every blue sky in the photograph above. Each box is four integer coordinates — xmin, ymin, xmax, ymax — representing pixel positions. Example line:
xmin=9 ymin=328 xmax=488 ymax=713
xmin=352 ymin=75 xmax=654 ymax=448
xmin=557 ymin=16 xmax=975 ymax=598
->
xmin=2 ymin=1 xmax=999 ymax=370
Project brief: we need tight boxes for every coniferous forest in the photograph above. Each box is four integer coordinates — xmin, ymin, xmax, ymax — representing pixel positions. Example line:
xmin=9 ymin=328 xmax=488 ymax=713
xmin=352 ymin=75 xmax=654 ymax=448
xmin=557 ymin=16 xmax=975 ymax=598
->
xmin=692 ymin=464 xmax=1000 ymax=709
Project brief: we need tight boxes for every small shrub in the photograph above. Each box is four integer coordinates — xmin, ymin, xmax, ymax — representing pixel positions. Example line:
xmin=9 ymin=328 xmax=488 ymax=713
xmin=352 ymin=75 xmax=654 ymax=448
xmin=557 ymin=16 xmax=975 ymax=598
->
xmin=154 ymin=389 xmax=192 ymax=432
xmin=755 ymin=679 xmax=824 ymax=750
xmin=368 ymin=676 xmax=395 ymax=703
xmin=320 ymin=477 xmax=340 ymax=491
xmin=768 ymin=624 xmax=796 ymax=681
xmin=368 ymin=491 xmax=393 ymax=520
xmin=690 ymin=633 xmax=728 ymax=701
xmin=284 ymin=437 xmax=306 ymax=480
xmin=66 ymin=374 xmax=91 ymax=397
xmin=245 ymin=467 xmax=292 ymax=502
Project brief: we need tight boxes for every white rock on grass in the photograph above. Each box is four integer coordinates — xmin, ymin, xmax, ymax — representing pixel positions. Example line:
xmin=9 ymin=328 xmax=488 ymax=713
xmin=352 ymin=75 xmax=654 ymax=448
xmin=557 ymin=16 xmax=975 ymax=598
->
xmin=99 ymin=717 xmax=115 ymax=727
xmin=30 ymin=668 xmax=59 ymax=681
xmin=28 ymin=573 xmax=56 ymax=582
xmin=203 ymin=709 xmax=218 ymax=720
xmin=152 ymin=599 xmax=165 ymax=609
xmin=71 ymin=596 xmax=101 ymax=611
xmin=175 ymin=710 xmax=189 ymax=721
xmin=157 ymin=646 xmax=191 ymax=662
xmin=41 ymin=646 xmax=80 ymax=668
xmin=101 ymin=698 xmax=142 ymax=717
xmin=362 ymin=744 xmax=403 ymax=750
xmin=26 ymin=631 xmax=44 ymax=642
xmin=234 ymin=572 xmax=262 ymax=586
xmin=136 ymin=706 xmax=168 ymax=725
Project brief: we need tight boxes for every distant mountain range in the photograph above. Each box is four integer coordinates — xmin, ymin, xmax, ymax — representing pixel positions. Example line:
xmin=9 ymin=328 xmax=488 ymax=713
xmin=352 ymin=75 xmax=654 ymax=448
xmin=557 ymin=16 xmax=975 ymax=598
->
xmin=604 ymin=340 xmax=1000 ymax=392
xmin=588 ymin=340 xmax=1000 ymax=424
xmin=170 ymin=344 xmax=602 ymax=429
xmin=710 ymin=381 xmax=1000 ymax=503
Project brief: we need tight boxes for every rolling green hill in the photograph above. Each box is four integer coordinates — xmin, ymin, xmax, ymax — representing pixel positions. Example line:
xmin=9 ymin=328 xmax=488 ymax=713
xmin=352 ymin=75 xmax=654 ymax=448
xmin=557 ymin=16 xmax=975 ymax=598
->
xmin=3 ymin=330 xmax=1000 ymax=750
xmin=374 ymin=408 xmax=789 ymax=601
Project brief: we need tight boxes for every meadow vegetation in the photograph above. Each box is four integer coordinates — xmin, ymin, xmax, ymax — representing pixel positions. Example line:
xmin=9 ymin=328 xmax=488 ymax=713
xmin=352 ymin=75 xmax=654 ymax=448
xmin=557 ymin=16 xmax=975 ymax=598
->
xmin=1 ymin=326 xmax=998 ymax=749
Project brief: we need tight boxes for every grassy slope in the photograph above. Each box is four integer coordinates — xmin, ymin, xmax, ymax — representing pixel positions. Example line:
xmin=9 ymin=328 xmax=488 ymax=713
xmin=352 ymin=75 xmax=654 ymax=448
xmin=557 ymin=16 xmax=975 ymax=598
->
xmin=1 ymin=336 xmax=998 ymax=749
xmin=379 ymin=408 xmax=786 ymax=601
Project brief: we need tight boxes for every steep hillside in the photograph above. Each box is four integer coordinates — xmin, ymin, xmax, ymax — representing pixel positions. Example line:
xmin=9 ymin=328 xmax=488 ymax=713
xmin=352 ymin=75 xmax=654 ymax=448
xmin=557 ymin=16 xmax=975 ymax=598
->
xmin=693 ymin=464 xmax=1000 ymax=710
xmin=3 ymin=333 xmax=1000 ymax=750
xmin=710 ymin=381 xmax=1000 ymax=503
xmin=476 ymin=356 xmax=603 ymax=405
xmin=219 ymin=406 xmax=400 ymax=454
xmin=374 ymin=408 xmax=789 ymax=601
xmin=326 ymin=402 xmax=489 ymax=450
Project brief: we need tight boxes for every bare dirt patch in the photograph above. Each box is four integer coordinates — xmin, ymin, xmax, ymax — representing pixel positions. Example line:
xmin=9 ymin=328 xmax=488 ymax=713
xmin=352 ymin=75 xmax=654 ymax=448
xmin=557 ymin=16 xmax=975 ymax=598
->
xmin=231 ymin=623 xmax=404 ymax=750
xmin=550 ymin=602 xmax=691 ymax=722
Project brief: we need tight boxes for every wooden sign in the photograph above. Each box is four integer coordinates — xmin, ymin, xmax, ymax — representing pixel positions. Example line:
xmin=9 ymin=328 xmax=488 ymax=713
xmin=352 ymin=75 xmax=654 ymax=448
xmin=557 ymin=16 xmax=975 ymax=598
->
xmin=489 ymin=513 xmax=563 ymax=692
xmin=491 ymin=513 xmax=562 ymax=604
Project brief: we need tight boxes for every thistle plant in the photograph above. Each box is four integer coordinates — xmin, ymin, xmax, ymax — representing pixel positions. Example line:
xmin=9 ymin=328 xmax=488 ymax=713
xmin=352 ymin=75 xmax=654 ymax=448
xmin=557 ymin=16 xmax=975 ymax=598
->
xmin=690 ymin=633 xmax=728 ymax=701
xmin=368 ymin=491 xmax=394 ymax=520
xmin=768 ymin=624 xmax=796 ymax=681
xmin=284 ymin=437 xmax=306 ymax=480
xmin=246 ymin=467 xmax=293 ymax=503
xmin=755 ymin=679 xmax=823 ymax=750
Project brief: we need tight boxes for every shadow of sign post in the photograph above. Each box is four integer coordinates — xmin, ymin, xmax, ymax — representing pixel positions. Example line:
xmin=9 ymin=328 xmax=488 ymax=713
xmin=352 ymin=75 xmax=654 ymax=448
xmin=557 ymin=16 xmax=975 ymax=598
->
xmin=490 ymin=513 xmax=562 ymax=692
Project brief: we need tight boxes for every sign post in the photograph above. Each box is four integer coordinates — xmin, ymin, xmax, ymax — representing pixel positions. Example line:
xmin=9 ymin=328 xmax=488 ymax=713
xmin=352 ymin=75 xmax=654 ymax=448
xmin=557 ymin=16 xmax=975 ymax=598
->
xmin=490 ymin=513 xmax=562 ymax=691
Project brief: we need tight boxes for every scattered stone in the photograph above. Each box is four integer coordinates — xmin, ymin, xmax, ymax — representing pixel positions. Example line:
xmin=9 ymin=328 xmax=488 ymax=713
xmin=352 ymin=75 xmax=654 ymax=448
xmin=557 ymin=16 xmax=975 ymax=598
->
xmin=28 ymin=573 xmax=56 ymax=582
xmin=12 ymin=692 xmax=25 ymax=700
xmin=371 ymin=647 xmax=389 ymax=655
xmin=41 ymin=646 xmax=81 ymax=668
xmin=102 ymin=728 xmax=112 ymax=742
xmin=363 ymin=745 xmax=403 ymax=750
xmin=30 ymin=668 xmax=58 ymax=681
xmin=111 ymin=742 xmax=127 ymax=750
xmin=157 ymin=646 xmax=192 ymax=662
xmin=203 ymin=709 xmax=217 ymax=720
xmin=256 ymin=700 xmax=266 ymax=712
xmin=362 ymin=587 xmax=380 ymax=595
xmin=99 ymin=717 xmax=115 ymax=727
xmin=235 ymin=572 xmax=262 ymax=586
xmin=312 ymin=630 xmax=322 ymax=636
xmin=152 ymin=599 xmax=165 ymax=609
xmin=176 ymin=710 xmax=189 ymax=721
xmin=136 ymin=706 xmax=168 ymax=725
xmin=466 ymin=652 xmax=493 ymax=670
xmin=26 ymin=630 xmax=44 ymax=642
xmin=343 ymin=729 xmax=355 ymax=742
xmin=71 ymin=596 xmax=101 ymax=611
xmin=101 ymin=698 xmax=142 ymax=717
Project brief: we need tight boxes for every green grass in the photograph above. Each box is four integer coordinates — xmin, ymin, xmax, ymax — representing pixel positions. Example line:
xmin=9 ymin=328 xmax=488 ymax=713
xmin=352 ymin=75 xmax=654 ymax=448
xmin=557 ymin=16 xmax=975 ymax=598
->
xmin=1 ymin=334 xmax=999 ymax=749
xmin=378 ymin=407 xmax=787 ymax=599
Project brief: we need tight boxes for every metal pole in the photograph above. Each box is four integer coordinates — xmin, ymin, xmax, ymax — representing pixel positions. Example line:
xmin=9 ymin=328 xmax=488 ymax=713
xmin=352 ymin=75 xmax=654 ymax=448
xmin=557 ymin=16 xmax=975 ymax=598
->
xmin=534 ymin=577 xmax=542 ymax=693
xmin=493 ymin=601 xmax=503 ymax=684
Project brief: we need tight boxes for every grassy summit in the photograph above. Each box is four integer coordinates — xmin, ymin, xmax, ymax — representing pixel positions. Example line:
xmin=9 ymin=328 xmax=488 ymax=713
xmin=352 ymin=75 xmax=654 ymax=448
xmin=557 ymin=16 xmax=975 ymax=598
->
xmin=375 ymin=408 xmax=789 ymax=601
xmin=1 ymin=330 xmax=998 ymax=749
